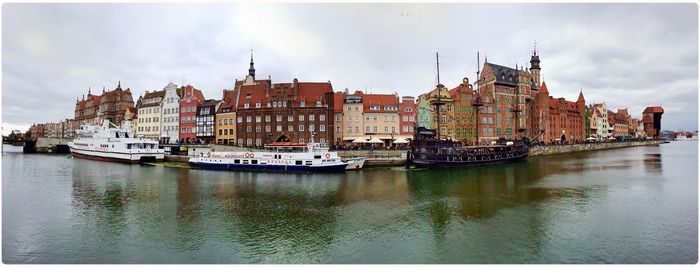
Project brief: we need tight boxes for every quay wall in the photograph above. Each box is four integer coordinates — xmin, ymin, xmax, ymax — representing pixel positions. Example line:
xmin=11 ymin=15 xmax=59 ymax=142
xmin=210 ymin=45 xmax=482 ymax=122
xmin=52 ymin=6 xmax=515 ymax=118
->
xmin=529 ymin=140 xmax=664 ymax=157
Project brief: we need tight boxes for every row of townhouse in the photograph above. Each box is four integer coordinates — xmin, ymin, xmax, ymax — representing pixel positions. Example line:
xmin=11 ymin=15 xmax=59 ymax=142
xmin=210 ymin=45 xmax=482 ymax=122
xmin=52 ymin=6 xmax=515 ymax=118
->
xmin=25 ymin=119 xmax=75 ymax=140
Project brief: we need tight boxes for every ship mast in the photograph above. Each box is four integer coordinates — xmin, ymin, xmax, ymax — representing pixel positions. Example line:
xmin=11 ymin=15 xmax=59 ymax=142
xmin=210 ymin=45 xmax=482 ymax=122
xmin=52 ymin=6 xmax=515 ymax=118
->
xmin=432 ymin=52 xmax=447 ymax=140
xmin=471 ymin=51 xmax=484 ymax=145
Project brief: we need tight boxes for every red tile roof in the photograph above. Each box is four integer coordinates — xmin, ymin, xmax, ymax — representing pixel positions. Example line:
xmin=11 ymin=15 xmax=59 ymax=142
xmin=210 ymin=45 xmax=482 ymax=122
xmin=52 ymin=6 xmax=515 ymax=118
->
xmin=538 ymin=82 xmax=549 ymax=94
xmin=218 ymin=89 xmax=237 ymax=113
xmin=333 ymin=92 xmax=345 ymax=112
xmin=235 ymin=80 xmax=333 ymax=109
xmin=362 ymin=93 xmax=399 ymax=113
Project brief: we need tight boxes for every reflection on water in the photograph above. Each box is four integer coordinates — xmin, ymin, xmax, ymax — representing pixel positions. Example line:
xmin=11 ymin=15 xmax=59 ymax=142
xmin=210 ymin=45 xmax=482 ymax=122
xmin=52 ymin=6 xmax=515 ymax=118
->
xmin=2 ymin=143 xmax=697 ymax=263
xmin=644 ymin=153 xmax=663 ymax=173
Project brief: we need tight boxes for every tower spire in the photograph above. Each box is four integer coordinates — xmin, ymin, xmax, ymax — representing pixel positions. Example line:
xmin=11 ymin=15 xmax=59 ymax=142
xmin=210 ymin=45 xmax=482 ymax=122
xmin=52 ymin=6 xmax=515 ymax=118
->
xmin=248 ymin=49 xmax=256 ymax=79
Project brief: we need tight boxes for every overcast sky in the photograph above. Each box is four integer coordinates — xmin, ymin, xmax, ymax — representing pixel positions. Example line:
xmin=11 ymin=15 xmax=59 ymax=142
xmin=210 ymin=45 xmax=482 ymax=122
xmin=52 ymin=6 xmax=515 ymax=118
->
xmin=2 ymin=3 xmax=698 ymax=135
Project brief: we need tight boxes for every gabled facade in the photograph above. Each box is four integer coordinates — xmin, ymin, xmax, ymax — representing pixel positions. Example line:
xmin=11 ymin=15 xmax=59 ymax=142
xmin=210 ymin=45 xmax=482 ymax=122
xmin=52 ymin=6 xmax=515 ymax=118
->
xmin=215 ymin=89 xmax=237 ymax=145
xmin=160 ymin=82 xmax=180 ymax=144
xmin=178 ymin=85 xmax=205 ymax=143
xmin=196 ymin=99 xmax=221 ymax=144
xmin=399 ymin=96 xmax=416 ymax=138
xmin=136 ymin=89 xmax=165 ymax=140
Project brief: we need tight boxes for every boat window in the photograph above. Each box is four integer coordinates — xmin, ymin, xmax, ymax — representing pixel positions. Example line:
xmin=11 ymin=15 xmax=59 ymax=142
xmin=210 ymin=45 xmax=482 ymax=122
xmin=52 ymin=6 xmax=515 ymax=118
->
xmin=305 ymin=161 xmax=312 ymax=165
xmin=127 ymin=144 xmax=132 ymax=149
xmin=314 ymin=155 xmax=322 ymax=159
xmin=243 ymin=160 xmax=249 ymax=164
xmin=295 ymin=160 xmax=302 ymax=165
xmin=234 ymin=159 xmax=240 ymax=164
xmin=252 ymin=160 xmax=258 ymax=164
xmin=260 ymin=161 xmax=266 ymax=164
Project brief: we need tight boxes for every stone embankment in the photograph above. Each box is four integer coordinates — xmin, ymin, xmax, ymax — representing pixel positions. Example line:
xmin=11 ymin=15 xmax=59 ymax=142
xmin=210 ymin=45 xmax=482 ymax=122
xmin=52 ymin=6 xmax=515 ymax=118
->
xmin=162 ymin=140 xmax=665 ymax=167
xmin=529 ymin=140 xmax=664 ymax=157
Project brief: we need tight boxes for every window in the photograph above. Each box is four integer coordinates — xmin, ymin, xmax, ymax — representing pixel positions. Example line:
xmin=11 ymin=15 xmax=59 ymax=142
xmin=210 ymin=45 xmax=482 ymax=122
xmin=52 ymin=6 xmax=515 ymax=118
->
xmin=255 ymin=126 xmax=261 ymax=132
xmin=299 ymin=115 xmax=304 ymax=121
xmin=365 ymin=115 xmax=370 ymax=121
xmin=288 ymin=115 xmax=294 ymax=122
xmin=219 ymin=129 xmax=223 ymax=135
xmin=299 ymin=125 xmax=305 ymax=132
xmin=244 ymin=103 xmax=250 ymax=108
xmin=336 ymin=126 xmax=341 ymax=132
xmin=373 ymin=126 xmax=378 ymax=132
xmin=309 ymin=115 xmax=315 ymax=121
xmin=265 ymin=115 xmax=271 ymax=122
xmin=255 ymin=102 xmax=261 ymax=108
xmin=276 ymin=125 xmax=282 ymax=132
xmin=276 ymin=115 xmax=282 ymax=122
xmin=384 ymin=126 xmax=389 ymax=132
xmin=316 ymin=101 xmax=322 ymax=107
xmin=320 ymin=115 xmax=325 ymax=121
xmin=348 ymin=116 xmax=352 ymax=122
xmin=265 ymin=126 xmax=271 ymax=132
xmin=347 ymin=107 xmax=352 ymax=111
xmin=336 ymin=114 xmax=342 ymax=121
xmin=391 ymin=126 xmax=396 ymax=133
xmin=347 ymin=126 xmax=352 ymax=133
xmin=354 ymin=126 xmax=359 ymax=133
xmin=246 ymin=116 xmax=252 ymax=122
xmin=309 ymin=125 xmax=315 ymax=132
xmin=300 ymin=101 xmax=305 ymax=107
xmin=299 ymin=138 xmax=304 ymax=143
xmin=256 ymin=116 xmax=261 ymax=122
xmin=288 ymin=125 xmax=294 ymax=132
xmin=366 ymin=126 xmax=370 ymax=132
xmin=320 ymin=125 xmax=326 ymax=132
xmin=256 ymin=139 xmax=261 ymax=146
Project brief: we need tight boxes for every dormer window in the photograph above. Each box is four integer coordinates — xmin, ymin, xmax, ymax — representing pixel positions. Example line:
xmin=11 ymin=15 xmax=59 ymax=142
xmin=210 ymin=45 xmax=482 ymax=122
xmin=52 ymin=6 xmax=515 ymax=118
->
xmin=244 ymin=103 xmax=250 ymax=108
xmin=300 ymin=101 xmax=305 ymax=107
xmin=246 ymin=93 xmax=252 ymax=99
xmin=370 ymin=105 xmax=380 ymax=111
xmin=267 ymin=102 xmax=271 ymax=108
xmin=316 ymin=101 xmax=322 ymax=107
xmin=255 ymin=102 xmax=261 ymax=108
xmin=273 ymin=102 xmax=278 ymax=107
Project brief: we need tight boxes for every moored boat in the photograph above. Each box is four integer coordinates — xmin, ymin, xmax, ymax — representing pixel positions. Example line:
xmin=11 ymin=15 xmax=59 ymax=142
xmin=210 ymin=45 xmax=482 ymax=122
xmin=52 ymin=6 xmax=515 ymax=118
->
xmin=406 ymin=127 xmax=529 ymax=169
xmin=68 ymin=120 xmax=164 ymax=164
xmin=188 ymin=141 xmax=349 ymax=173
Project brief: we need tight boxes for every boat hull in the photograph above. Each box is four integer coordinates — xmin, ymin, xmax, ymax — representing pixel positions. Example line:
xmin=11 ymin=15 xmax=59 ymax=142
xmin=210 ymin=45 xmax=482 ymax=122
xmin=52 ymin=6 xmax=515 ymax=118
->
xmin=188 ymin=161 xmax=348 ymax=173
xmin=69 ymin=147 xmax=164 ymax=164
xmin=410 ymin=152 xmax=528 ymax=169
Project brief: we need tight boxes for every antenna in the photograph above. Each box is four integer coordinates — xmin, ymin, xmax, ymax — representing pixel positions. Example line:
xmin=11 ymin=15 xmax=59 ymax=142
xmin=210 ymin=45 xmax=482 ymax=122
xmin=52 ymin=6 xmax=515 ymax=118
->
xmin=436 ymin=52 xmax=440 ymax=86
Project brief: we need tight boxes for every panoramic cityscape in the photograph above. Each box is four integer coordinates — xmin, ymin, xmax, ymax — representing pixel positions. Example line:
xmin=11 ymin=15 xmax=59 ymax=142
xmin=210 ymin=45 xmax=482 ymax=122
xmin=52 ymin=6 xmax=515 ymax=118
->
xmin=2 ymin=2 xmax=697 ymax=264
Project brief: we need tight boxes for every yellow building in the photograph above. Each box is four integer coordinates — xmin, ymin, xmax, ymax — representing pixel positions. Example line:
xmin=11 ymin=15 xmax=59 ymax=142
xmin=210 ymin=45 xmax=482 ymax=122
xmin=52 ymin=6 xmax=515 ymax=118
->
xmin=215 ymin=90 xmax=237 ymax=145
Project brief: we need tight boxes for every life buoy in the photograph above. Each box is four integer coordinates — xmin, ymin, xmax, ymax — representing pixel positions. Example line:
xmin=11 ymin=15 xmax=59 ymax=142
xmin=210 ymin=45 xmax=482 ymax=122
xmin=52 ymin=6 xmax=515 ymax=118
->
xmin=324 ymin=153 xmax=331 ymax=159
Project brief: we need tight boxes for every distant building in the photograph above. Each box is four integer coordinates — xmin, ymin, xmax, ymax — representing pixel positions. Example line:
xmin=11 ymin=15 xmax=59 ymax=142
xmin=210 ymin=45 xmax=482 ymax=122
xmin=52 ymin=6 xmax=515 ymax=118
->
xmin=642 ymin=106 xmax=664 ymax=139
xmin=73 ymin=82 xmax=134 ymax=137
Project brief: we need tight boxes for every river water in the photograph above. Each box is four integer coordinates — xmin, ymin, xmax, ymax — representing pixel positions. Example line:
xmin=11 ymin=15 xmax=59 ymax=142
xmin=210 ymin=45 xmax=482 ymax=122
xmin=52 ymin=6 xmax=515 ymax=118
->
xmin=2 ymin=142 xmax=697 ymax=263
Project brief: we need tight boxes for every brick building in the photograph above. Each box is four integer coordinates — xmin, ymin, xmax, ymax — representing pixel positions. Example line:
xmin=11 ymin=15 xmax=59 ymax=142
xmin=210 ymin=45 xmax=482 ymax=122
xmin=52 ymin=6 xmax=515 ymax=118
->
xmin=399 ymin=96 xmax=417 ymax=138
xmin=73 ymin=82 xmax=134 ymax=136
xmin=233 ymin=55 xmax=335 ymax=147
xmin=178 ymin=85 xmax=205 ymax=143
xmin=642 ymin=106 xmax=664 ymax=138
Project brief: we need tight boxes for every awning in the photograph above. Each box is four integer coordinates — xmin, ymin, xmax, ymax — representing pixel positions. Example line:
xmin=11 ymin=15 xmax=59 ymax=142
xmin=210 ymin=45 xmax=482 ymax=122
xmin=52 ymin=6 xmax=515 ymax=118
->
xmin=586 ymin=137 xmax=597 ymax=140
xmin=351 ymin=137 xmax=368 ymax=143
xmin=393 ymin=137 xmax=409 ymax=144
xmin=368 ymin=137 xmax=384 ymax=144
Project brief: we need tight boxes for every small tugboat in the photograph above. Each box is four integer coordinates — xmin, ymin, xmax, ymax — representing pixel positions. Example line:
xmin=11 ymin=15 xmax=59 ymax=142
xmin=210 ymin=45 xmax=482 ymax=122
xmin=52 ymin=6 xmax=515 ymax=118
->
xmin=68 ymin=120 xmax=164 ymax=163
xmin=406 ymin=51 xmax=531 ymax=169
xmin=188 ymin=139 xmax=349 ymax=173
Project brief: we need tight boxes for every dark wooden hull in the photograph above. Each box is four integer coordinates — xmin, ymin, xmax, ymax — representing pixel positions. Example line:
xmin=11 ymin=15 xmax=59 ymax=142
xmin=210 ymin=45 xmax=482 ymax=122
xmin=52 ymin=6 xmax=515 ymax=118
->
xmin=409 ymin=152 xmax=528 ymax=169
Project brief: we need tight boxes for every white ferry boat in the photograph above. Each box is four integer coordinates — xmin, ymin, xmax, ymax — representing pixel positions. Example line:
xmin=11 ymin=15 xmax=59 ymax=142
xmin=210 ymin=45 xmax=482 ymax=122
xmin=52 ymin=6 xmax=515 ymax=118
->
xmin=68 ymin=120 xmax=164 ymax=164
xmin=188 ymin=141 xmax=349 ymax=173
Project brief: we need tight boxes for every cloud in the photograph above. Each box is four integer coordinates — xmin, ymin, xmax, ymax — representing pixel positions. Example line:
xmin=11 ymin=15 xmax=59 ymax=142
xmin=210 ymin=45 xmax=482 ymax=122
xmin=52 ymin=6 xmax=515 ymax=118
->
xmin=2 ymin=3 xmax=697 ymax=134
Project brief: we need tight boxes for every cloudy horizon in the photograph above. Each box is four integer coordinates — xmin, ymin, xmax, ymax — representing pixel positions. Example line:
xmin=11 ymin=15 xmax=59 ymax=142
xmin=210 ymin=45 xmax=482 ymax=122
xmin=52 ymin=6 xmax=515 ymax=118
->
xmin=2 ymin=3 xmax=698 ymax=135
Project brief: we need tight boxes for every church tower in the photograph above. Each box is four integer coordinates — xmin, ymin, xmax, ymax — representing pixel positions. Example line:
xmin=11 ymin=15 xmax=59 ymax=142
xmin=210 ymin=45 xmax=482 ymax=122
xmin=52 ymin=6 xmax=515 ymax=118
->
xmin=529 ymin=44 xmax=541 ymax=86
xmin=248 ymin=50 xmax=256 ymax=79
